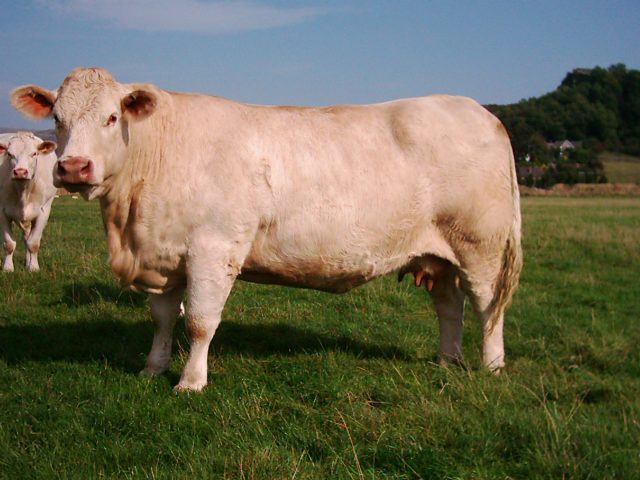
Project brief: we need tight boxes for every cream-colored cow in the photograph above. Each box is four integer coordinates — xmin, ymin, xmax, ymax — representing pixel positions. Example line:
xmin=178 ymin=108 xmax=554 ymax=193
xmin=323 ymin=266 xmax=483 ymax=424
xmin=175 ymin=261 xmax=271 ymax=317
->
xmin=12 ymin=67 xmax=522 ymax=391
xmin=0 ymin=132 xmax=57 ymax=272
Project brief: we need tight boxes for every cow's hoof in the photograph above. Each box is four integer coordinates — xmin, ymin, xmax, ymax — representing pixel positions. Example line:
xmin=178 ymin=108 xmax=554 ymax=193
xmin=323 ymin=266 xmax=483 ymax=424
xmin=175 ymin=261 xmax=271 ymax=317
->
xmin=438 ymin=355 xmax=465 ymax=368
xmin=485 ymin=359 xmax=505 ymax=375
xmin=139 ymin=366 xmax=166 ymax=378
xmin=173 ymin=380 xmax=206 ymax=393
xmin=173 ymin=384 xmax=205 ymax=393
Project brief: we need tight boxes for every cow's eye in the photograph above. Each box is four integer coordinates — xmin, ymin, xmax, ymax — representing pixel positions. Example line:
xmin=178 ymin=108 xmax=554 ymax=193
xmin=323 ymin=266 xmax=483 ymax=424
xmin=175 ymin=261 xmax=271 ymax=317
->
xmin=105 ymin=113 xmax=118 ymax=127
xmin=53 ymin=114 xmax=61 ymax=127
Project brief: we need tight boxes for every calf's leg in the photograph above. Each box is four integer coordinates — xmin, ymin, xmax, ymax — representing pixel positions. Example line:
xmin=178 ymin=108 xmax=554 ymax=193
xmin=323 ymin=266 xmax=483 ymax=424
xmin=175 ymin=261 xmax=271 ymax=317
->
xmin=24 ymin=199 xmax=53 ymax=272
xmin=1 ymin=215 xmax=16 ymax=272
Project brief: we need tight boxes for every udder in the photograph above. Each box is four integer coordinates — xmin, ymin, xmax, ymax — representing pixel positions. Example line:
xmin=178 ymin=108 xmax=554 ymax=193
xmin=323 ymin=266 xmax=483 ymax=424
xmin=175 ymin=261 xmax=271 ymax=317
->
xmin=397 ymin=254 xmax=451 ymax=292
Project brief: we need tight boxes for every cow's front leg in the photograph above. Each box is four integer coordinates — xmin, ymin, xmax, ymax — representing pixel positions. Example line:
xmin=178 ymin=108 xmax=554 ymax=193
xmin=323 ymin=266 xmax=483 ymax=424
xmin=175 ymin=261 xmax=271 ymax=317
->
xmin=141 ymin=286 xmax=185 ymax=377
xmin=175 ymin=237 xmax=246 ymax=392
xmin=24 ymin=199 xmax=53 ymax=272
xmin=1 ymin=214 xmax=16 ymax=272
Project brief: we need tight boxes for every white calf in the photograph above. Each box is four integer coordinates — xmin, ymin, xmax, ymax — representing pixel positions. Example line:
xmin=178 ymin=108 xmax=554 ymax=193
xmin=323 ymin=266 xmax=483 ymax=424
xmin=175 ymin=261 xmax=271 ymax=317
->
xmin=0 ymin=132 xmax=57 ymax=271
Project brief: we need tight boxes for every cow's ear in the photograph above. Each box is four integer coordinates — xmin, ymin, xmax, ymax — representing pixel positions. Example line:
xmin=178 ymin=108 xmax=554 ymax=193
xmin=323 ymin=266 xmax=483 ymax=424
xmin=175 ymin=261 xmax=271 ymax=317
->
xmin=0 ymin=143 xmax=6 ymax=155
xmin=10 ymin=85 xmax=57 ymax=120
xmin=121 ymin=90 xmax=157 ymax=121
xmin=37 ymin=141 xmax=57 ymax=155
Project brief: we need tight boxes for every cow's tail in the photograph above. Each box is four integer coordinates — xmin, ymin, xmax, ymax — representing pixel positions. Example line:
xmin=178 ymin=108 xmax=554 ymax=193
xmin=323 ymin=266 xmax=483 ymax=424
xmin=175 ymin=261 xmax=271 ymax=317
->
xmin=487 ymin=148 xmax=523 ymax=333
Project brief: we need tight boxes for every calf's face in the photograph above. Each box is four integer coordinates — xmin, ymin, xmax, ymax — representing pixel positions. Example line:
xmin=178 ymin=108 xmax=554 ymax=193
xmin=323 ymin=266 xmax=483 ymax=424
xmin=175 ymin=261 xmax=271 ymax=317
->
xmin=0 ymin=135 xmax=56 ymax=182
xmin=10 ymin=68 xmax=156 ymax=199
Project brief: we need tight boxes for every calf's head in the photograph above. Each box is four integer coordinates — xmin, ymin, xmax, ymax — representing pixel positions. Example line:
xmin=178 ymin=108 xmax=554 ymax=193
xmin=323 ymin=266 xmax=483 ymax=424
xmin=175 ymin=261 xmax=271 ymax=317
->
xmin=0 ymin=133 xmax=56 ymax=182
xmin=11 ymin=67 xmax=157 ymax=199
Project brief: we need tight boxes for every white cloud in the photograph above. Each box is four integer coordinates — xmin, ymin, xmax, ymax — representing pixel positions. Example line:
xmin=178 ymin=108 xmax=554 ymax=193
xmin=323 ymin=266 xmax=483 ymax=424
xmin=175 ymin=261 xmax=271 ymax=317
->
xmin=39 ymin=0 xmax=327 ymax=34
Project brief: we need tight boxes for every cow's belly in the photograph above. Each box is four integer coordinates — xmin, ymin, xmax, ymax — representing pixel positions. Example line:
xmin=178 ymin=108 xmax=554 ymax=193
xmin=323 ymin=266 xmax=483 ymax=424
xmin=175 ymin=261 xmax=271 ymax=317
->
xmin=237 ymin=264 xmax=372 ymax=293
xmin=238 ymin=207 xmax=457 ymax=294
xmin=239 ymin=240 xmax=398 ymax=293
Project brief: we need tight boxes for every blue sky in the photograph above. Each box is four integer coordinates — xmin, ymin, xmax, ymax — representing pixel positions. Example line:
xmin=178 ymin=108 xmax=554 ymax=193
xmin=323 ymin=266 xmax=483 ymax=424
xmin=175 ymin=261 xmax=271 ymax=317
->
xmin=1 ymin=0 xmax=639 ymax=128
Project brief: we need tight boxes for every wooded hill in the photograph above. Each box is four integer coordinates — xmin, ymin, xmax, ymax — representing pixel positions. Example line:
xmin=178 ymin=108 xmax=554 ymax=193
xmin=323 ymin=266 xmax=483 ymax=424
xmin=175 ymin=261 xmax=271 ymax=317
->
xmin=488 ymin=64 xmax=640 ymax=159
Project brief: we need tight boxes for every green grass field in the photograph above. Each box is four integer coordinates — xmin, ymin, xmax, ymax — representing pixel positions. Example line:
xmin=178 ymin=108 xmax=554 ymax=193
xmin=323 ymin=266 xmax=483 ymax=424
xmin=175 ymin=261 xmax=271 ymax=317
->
xmin=1 ymin=196 xmax=639 ymax=479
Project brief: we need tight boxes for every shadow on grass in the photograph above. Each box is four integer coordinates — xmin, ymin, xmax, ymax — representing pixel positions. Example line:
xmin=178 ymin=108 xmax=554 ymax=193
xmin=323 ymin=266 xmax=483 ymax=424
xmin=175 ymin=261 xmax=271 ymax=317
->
xmin=61 ymin=281 xmax=147 ymax=308
xmin=0 ymin=315 xmax=410 ymax=374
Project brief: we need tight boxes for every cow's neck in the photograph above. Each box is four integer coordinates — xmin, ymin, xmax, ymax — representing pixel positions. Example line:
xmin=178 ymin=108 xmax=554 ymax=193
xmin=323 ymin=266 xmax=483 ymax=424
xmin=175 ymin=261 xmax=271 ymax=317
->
xmin=99 ymin=177 xmax=146 ymax=288
xmin=11 ymin=178 xmax=40 ymax=206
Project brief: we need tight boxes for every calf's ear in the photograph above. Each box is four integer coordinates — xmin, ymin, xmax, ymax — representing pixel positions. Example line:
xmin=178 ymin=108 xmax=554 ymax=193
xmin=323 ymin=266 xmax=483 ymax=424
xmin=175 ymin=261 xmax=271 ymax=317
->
xmin=0 ymin=143 xmax=6 ymax=155
xmin=121 ymin=89 xmax=157 ymax=121
xmin=37 ymin=141 xmax=57 ymax=155
xmin=10 ymin=85 xmax=57 ymax=119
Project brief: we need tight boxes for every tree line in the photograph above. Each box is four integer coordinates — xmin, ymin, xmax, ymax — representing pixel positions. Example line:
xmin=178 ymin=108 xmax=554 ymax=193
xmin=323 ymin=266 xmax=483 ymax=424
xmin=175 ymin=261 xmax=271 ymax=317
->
xmin=486 ymin=64 xmax=640 ymax=186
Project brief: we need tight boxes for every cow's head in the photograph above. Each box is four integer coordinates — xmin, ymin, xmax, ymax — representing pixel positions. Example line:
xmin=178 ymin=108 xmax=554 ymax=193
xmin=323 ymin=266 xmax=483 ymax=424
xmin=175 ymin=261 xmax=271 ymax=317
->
xmin=0 ymin=133 xmax=56 ymax=183
xmin=11 ymin=67 xmax=157 ymax=199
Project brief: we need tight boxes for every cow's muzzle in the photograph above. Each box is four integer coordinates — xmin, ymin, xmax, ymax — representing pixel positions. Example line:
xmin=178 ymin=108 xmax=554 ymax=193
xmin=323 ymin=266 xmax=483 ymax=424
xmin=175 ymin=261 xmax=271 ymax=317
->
xmin=56 ymin=157 xmax=94 ymax=187
xmin=12 ymin=168 xmax=30 ymax=180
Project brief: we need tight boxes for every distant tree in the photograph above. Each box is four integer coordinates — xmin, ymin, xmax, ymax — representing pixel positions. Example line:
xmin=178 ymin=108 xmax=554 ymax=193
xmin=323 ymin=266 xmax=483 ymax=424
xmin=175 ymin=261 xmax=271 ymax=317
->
xmin=528 ymin=133 xmax=550 ymax=163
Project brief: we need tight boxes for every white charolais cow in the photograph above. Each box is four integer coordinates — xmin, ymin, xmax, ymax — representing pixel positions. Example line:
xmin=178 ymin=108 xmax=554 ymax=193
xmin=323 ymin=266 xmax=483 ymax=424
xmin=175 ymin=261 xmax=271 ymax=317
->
xmin=0 ymin=132 xmax=57 ymax=272
xmin=11 ymin=67 xmax=522 ymax=391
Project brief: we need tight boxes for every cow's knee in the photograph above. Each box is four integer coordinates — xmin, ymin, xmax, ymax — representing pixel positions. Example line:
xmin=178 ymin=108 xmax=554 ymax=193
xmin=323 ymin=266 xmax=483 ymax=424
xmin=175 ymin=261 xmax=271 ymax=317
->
xmin=466 ymin=282 xmax=506 ymax=373
xmin=2 ymin=240 xmax=16 ymax=272
xmin=175 ymin=313 xmax=218 ymax=392
xmin=25 ymin=241 xmax=40 ymax=272
xmin=27 ymin=241 xmax=40 ymax=254
xmin=3 ymin=240 xmax=15 ymax=255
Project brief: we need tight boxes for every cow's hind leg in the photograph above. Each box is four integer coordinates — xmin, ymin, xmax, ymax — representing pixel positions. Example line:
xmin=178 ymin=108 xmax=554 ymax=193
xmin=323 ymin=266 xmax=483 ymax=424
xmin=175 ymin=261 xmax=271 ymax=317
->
xmin=429 ymin=264 xmax=466 ymax=365
xmin=462 ymin=259 xmax=508 ymax=373
xmin=141 ymin=286 xmax=185 ymax=377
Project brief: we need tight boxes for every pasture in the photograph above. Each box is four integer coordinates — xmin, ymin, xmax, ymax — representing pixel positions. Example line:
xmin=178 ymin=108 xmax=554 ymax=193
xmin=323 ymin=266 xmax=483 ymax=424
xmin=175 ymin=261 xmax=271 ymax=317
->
xmin=1 ymin=196 xmax=639 ymax=479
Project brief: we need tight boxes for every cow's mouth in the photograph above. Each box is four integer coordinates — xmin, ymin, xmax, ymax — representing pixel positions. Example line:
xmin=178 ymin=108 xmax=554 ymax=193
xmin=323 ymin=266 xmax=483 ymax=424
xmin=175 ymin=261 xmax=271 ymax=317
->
xmin=59 ymin=182 xmax=92 ymax=193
